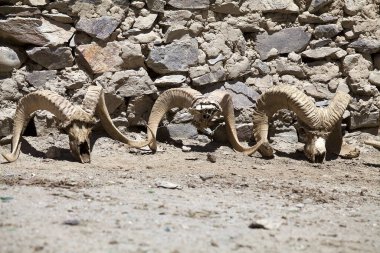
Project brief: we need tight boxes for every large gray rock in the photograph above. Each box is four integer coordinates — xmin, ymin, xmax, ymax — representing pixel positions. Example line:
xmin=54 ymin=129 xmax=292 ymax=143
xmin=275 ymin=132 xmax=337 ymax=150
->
xmin=241 ymin=0 xmax=299 ymax=13
xmin=147 ymin=39 xmax=199 ymax=74
xmin=76 ymin=41 xmax=145 ymax=74
xmin=168 ymin=0 xmax=210 ymax=10
xmin=255 ymin=27 xmax=311 ymax=60
xmin=314 ymin=24 xmax=343 ymax=38
xmin=0 ymin=46 xmax=25 ymax=73
xmin=276 ymin=59 xmax=306 ymax=79
xmin=308 ymin=0 xmax=333 ymax=13
xmin=94 ymin=68 xmax=157 ymax=98
xmin=220 ymin=81 xmax=260 ymax=109
xmin=349 ymin=38 xmax=380 ymax=54
xmin=26 ymin=47 xmax=74 ymax=70
xmin=0 ymin=18 xmax=74 ymax=46
xmin=75 ymin=16 xmax=120 ymax=40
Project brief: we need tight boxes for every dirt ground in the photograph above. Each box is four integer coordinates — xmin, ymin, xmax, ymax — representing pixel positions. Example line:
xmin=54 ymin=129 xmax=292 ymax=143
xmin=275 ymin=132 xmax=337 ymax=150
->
xmin=0 ymin=131 xmax=379 ymax=253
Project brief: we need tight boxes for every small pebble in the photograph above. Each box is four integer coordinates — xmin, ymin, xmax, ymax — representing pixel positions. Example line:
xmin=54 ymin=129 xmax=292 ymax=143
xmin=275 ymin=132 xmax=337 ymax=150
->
xmin=207 ymin=153 xmax=216 ymax=163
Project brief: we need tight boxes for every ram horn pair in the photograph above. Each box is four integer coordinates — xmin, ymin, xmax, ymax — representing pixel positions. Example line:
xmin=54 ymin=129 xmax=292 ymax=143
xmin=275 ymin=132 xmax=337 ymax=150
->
xmin=251 ymin=85 xmax=360 ymax=163
xmin=144 ymin=88 xmax=264 ymax=154
xmin=1 ymin=86 xmax=152 ymax=163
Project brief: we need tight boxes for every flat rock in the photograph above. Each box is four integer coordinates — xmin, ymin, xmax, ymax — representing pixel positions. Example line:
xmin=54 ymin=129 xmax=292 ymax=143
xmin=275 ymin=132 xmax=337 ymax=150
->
xmin=168 ymin=0 xmax=210 ymax=10
xmin=128 ymin=31 xmax=161 ymax=44
xmin=220 ymin=81 xmax=259 ymax=109
xmin=0 ymin=46 xmax=25 ymax=73
xmin=298 ymin=12 xmax=338 ymax=24
xmin=26 ymin=47 xmax=74 ymax=70
xmin=314 ymin=24 xmax=343 ymax=38
xmin=159 ymin=123 xmax=198 ymax=140
xmin=303 ymin=83 xmax=333 ymax=100
xmin=160 ymin=10 xmax=193 ymax=26
xmin=154 ymin=75 xmax=186 ymax=87
xmin=301 ymin=47 xmax=346 ymax=59
xmin=241 ymin=0 xmax=299 ymax=13
xmin=133 ymin=14 xmax=158 ymax=30
xmin=76 ymin=41 xmax=145 ymax=74
xmin=308 ymin=0 xmax=333 ymax=13
xmin=0 ymin=18 xmax=74 ymax=46
xmin=349 ymin=38 xmax=380 ymax=54
xmin=42 ymin=13 xmax=73 ymax=24
xmin=147 ymin=38 xmax=199 ymax=74
xmin=255 ymin=27 xmax=311 ymax=60
xmin=25 ymin=70 xmax=58 ymax=88
xmin=75 ymin=16 xmax=120 ymax=40
xmin=192 ymin=67 xmax=226 ymax=86
xmin=0 ymin=5 xmax=41 ymax=17
xmin=94 ymin=68 xmax=157 ymax=98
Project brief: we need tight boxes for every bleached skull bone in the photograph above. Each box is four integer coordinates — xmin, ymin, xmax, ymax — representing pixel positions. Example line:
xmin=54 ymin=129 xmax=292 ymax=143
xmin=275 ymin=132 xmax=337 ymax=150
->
xmin=189 ymin=98 xmax=222 ymax=130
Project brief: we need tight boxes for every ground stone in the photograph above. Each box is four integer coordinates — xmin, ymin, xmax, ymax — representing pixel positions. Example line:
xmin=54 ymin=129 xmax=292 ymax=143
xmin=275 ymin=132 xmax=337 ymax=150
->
xmin=255 ymin=27 xmax=311 ymax=60
xmin=344 ymin=0 xmax=368 ymax=15
xmin=25 ymin=70 xmax=57 ymax=88
xmin=133 ymin=14 xmax=158 ymax=30
xmin=301 ymin=47 xmax=345 ymax=60
xmin=26 ymin=47 xmax=74 ymax=70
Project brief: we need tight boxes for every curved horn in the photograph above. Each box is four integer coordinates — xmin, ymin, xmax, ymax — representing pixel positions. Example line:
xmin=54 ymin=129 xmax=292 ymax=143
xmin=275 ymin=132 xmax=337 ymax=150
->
xmin=207 ymin=90 xmax=264 ymax=155
xmin=147 ymin=88 xmax=203 ymax=152
xmin=320 ymin=91 xmax=351 ymax=130
xmin=252 ymin=85 xmax=321 ymax=157
xmin=2 ymin=90 xmax=80 ymax=162
xmin=96 ymin=89 xmax=154 ymax=148
xmin=82 ymin=85 xmax=103 ymax=116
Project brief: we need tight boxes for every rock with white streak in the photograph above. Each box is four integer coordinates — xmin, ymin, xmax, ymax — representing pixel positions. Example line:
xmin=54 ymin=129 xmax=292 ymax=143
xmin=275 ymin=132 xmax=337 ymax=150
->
xmin=0 ymin=18 xmax=74 ymax=46
xmin=154 ymin=75 xmax=187 ymax=87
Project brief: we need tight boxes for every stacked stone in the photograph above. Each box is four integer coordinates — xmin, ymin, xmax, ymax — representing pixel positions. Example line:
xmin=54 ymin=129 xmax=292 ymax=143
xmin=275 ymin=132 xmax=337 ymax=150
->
xmin=0 ymin=0 xmax=379 ymax=140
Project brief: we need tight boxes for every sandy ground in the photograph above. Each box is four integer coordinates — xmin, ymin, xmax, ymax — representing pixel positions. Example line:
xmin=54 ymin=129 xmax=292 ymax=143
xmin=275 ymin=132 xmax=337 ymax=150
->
xmin=1 ymin=132 xmax=380 ymax=253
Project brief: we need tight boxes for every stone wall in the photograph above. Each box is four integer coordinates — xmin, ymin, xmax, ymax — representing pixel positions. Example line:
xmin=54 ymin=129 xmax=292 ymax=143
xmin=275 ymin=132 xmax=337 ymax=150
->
xmin=0 ymin=0 xmax=379 ymax=141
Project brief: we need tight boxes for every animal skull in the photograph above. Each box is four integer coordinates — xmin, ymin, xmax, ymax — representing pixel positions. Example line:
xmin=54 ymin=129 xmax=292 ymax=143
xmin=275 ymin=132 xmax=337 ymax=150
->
xmin=302 ymin=129 xmax=330 ymax=163
xmin=189 ymin=99 xmax=222 ymax=129
xmin=67 ymin=121 xmax=93 ymax=163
